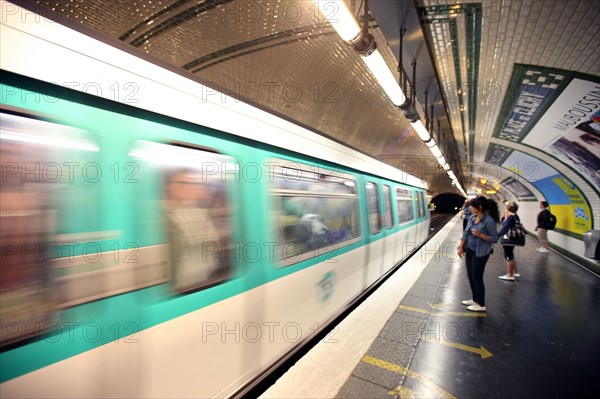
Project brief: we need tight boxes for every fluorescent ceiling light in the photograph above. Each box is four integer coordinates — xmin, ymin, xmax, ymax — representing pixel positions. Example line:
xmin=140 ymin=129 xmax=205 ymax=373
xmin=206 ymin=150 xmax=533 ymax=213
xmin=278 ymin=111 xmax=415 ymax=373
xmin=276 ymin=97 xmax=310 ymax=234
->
xmin=361 ymin=48 xmax=407 ymax=106
xmin=315 ymin=1 xmax=406 ymax=106
xmin=430 ymin=144 xmax=442 ymax=159
xmin=410 ymin=120 xmax=431 ymax=141
xmin=314 ymin=1 xmax=361 ymax=42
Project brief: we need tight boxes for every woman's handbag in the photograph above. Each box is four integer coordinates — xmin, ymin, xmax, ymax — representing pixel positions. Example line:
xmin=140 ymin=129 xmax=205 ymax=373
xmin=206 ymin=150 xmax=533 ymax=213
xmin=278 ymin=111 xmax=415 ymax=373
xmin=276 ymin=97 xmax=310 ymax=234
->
xmin=499 ymin=219 xmax=526 ymax=246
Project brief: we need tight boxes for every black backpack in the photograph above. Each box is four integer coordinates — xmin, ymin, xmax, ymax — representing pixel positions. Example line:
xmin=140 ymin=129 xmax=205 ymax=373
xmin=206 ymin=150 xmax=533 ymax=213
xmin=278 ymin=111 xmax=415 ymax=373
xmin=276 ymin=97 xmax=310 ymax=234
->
xmin=547 ymin=212 xmax=557 ymax=230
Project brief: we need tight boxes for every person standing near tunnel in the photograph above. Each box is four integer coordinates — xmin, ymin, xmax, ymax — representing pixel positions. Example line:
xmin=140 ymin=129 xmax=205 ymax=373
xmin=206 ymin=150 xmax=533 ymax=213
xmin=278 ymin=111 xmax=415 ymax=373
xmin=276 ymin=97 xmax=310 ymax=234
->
xmin=457 ymin=196 xmax=499 ymax=312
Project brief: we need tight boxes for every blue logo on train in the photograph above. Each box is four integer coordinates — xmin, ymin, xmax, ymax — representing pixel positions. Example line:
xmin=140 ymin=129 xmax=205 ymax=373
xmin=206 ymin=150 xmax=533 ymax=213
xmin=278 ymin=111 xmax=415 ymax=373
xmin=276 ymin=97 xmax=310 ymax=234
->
xmin=317 ymin=271 xmax=336 ymax=302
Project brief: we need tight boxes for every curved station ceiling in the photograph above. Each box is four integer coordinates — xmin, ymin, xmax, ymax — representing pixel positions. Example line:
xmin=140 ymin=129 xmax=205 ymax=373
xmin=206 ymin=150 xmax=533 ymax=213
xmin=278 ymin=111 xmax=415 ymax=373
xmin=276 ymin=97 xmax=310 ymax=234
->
xmin=9 ymin=0 xmax=600 ymax=263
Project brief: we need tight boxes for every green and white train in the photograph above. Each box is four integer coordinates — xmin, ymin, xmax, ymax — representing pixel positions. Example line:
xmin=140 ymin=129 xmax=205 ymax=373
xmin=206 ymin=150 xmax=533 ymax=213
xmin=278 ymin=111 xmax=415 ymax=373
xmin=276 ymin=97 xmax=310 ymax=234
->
xmin=0 ymin=2 xmax=430 ymax=397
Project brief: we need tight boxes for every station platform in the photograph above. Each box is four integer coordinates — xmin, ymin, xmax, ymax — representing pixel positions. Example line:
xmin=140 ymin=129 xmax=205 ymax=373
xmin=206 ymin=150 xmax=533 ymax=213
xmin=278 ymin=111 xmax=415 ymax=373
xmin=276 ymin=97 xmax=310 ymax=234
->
xmin=259 ymin=214 xmax=600 ymax=399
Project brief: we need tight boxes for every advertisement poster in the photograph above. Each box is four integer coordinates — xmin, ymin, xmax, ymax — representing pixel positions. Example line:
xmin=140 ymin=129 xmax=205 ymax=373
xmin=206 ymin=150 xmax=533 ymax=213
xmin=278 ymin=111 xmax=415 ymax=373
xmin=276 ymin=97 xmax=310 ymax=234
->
xmin=522 ymin=78 xmax=600 ymax=188
xmin=501 ymin=177 xmax=536 ymax=201
xmin=493 ymin=65 xmax=600 ymax=192
xmin=501 ymin=151 xmax=592 ymax=236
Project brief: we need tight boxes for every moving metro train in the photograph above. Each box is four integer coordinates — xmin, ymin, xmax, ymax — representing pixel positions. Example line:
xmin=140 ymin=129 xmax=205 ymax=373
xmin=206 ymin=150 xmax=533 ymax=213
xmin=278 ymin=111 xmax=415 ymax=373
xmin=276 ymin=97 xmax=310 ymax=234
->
xmin=0 ymin=3 xmax=430 ymax=397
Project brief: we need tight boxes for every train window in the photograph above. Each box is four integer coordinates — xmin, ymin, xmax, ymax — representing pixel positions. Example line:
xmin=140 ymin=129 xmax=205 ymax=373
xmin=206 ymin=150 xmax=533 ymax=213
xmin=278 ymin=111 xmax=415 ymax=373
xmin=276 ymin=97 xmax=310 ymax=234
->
xmin=270 ymin=161 xmax=360 ymax=265
xmin=129 ymin=141 xmax=234 ymax=294
xmin=383 ymin=184 xmax=393 ymax=228
xmin=396 ymin=188 xmax=415 ymax=224
xmin=366 ymin=182 xmax=381 ymax=235
xmin=1 ymin=111 xmax=100 ymax=347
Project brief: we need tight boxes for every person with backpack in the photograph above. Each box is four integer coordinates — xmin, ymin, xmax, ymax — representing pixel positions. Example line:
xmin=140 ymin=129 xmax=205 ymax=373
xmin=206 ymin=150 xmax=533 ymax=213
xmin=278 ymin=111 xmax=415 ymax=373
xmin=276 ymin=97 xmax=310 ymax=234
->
xmin=535 ymin=201 xmax=554 ymax=253
xmin=498 ymin=201 xmax=522 ymax=280
xmin=457 ymin=196 xmax=499 ymax=312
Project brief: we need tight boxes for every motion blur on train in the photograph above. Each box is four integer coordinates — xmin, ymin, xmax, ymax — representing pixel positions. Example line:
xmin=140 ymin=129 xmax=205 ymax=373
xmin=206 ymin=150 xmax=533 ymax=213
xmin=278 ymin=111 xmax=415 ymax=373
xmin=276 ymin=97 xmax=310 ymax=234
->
xmin=0 ymin=3 xmax=430 ymax=397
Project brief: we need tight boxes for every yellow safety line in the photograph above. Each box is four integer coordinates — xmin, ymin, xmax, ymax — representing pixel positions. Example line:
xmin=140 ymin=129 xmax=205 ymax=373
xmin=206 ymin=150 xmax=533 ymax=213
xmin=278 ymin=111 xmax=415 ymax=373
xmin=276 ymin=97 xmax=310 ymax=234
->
xmin=398 ymin=305 xmax=429 ymax=314
xmin=427 ymin=302 xmax=449 ymax=309
xmin=435 ymin=311 xmax=487 ymax=318
xmin=388 ymin=386 xmax=416 ymax=398
xmin=398 ymin=305 xmax=487 ymax=318
xmin=362 ymin=355 xmax=457 ymax=399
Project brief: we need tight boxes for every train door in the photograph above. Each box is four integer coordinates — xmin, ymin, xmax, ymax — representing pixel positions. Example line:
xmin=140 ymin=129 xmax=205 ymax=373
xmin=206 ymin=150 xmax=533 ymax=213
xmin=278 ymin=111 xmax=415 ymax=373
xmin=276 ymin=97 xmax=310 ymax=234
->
xmin=419 ymin=191 xmax=431 ymax=238
xmin=0 ymin=110 xmax=139 ymax=397
xmin=414 ymin=190 xmax=425 ymax=243
xmin=394 ymin=187 xmax=417 ymax=263
xmin=128 ymin=139 xmax=252 ymax=398
xmin=260 ymin=159 xmax=364 ymax=378
xmin=364 ymin=181 xmax=384 ymax=286
xmin=381 ymin=184 xmax=397 ymax=273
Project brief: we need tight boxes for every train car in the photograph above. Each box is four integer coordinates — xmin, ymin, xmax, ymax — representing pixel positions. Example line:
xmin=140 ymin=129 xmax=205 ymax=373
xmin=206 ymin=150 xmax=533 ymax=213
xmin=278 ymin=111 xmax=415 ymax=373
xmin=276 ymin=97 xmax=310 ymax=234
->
xmin=0 ymin=2 xmax=429 ymax=397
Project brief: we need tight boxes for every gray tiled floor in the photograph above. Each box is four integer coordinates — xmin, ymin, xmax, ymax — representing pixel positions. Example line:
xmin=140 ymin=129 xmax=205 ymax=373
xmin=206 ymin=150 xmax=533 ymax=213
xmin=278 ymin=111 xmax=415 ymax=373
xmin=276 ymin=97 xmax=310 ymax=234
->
xmin=337 ymin=221 xmax=600 ymax=398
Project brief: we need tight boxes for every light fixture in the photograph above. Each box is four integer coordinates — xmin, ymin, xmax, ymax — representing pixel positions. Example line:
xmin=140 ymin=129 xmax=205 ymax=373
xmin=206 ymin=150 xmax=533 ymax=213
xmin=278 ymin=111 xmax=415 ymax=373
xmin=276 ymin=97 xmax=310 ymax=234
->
xmin=430 ymin=144 xmax=442 ymax=159
xmin=401 ymin=103 xmax=419 ymax=122
xmin=316 ymin=1 xmax=465 ymax=195
xmin=314 ymin=1 xmax=361 ymax=43
xmin=410 ymin=120 xmax=431 ymax=141
xmin=359 ymin=41 xmax=407 ymax=106
xmin=315 ymin=1 xmax=407 ymax=106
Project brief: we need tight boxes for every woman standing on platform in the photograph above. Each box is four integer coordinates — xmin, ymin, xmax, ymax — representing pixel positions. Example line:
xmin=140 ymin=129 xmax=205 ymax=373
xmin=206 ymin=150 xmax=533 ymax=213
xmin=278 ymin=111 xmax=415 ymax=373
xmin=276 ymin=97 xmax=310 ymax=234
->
xmin=498 ymin=201 xmax=521 ymax=281
xmin=457 ymin=196 xmax=499 ymax=312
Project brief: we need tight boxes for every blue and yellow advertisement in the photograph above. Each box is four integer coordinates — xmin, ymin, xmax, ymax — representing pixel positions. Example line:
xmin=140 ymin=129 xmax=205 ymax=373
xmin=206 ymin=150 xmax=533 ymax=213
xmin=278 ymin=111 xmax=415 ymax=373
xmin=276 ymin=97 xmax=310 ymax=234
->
xmin=499 ymin=149 xmax=592 ymax=236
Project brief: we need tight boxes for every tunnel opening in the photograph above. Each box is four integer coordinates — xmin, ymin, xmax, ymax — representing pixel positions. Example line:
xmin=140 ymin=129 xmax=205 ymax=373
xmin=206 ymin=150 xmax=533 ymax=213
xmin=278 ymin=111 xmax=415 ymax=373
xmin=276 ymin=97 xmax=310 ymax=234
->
xmin=431 ymin=193 xmax=466 ymax=214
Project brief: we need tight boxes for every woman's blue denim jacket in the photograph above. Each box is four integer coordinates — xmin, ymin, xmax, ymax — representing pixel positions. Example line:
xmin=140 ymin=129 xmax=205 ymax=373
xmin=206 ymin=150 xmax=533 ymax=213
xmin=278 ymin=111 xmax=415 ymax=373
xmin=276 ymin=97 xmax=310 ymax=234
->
xmin=462 ymin=213 xmax=499 ymax=257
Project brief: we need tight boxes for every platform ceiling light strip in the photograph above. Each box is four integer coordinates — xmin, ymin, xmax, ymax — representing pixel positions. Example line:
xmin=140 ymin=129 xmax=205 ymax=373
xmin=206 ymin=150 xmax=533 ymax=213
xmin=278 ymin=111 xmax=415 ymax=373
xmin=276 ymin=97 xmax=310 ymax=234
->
xmin=315 ymin=0 xmax=406 ymax=106
xmin=317 ymin=1 xmax=465 ymax=196
xmin=410 ymin=120 xmax=465 ymax=193
xmin=361 ymin=49 xmax=407 ymax=106
xmin=430 ymin=145 xmax=443 ymax=159
xmin=411 ymin=120 xmax=431 ymax=142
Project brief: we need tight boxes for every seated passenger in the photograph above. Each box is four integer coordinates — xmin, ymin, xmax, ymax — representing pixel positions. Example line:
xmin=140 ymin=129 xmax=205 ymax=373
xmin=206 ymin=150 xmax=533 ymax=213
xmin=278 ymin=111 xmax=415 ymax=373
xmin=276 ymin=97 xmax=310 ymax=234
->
xmin=165 ymin=170 xmax=221 ymax=293
xmin=301 ymin=213 xmax=333 ymax=249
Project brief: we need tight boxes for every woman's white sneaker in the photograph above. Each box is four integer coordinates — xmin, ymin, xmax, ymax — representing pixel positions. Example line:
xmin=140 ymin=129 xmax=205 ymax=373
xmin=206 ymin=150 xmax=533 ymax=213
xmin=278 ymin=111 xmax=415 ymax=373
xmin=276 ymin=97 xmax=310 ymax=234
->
xmin=467 ymin=304 xmax=486 ymax=312
xmin=461 ymin=299 xmax=476 ymax=306
xmin=499 ymin=274 xmax=515 ymax=281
